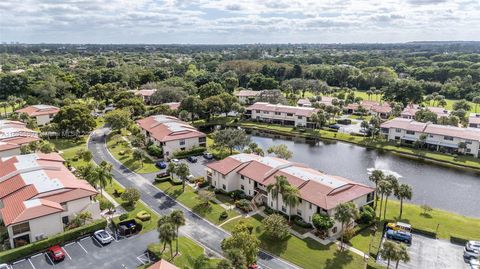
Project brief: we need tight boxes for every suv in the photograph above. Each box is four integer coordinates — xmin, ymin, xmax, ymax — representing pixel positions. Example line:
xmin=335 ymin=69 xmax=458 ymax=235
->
xmin=94 ymin=229 xmax=114 ymax=245
xmin=465 ymin=248 xmax=480 ymax=259
xmin=203 ymin=152 xmax=213 ymax=160
xmin=386 ymin=229 xmax=412 ymax=244
xmin=467 ymin=241 xmax=480 ymax=253
xmin=187 ymin=156 xmax=198 ymax=163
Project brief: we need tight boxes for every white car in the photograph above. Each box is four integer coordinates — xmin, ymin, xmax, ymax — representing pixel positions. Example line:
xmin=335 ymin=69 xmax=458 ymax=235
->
xmin=94 ymin=230 xmax=114 ymax=245
xmin=187 ymin=174 xmax=195 ymax=182
xmin=467 ymin=241 xmax=480 ymax=252
xmin=465 ymin=247 xmax=480 ymax=259
xmin=0 ymin=264 xmax=10 ymax=269
xmin=470 ymin=259 xmax=480 ymax=269
xmin=171 ymin=159 xmax=179 ymax=164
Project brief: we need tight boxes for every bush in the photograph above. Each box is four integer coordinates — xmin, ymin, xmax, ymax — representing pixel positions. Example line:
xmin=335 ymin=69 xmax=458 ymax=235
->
xmin=113 ymin=188 xmax=124 ymax=197
xmin=262 ymin=214 xmax=290 ymax=240
xmin=235 ymin=199 xmax=252 ymax=212
xmin=214 ymin=189 xmax=228 ymax=195
xmin=172 ymin=147 xmax=206 ymax=158
xmin=136 ymin=211 xmax=151 ymax=222
xmin=198 ymin=180 xmax=209 ymax=188
xmin=147 ymin=144 xmax=163 ymax=157
xmin=154 ymin=175 xmax=171 ymax=182
xmin=120 ymin=188 xmax=141 ymax=206
xmin=358 ymin=205 xmax=375 ymax=224
xmin=119 ymin=213 xmax=129 ymax=221
xmin=293 ymin=216 xmax=313 ymax=229
xmin=219 ymin=211 xmax=228 ymax=220
xmin=147 ymin=243 xmax=163 ymax=260
xmin=450 ymin=234 xmax=469 ymax=245
xmin=99 ymin=197 xmax=114 ymax=211
xmin=413 ymin=227 xmax=437 ymax=238
xmin=229 ymin=190 xmax=250 ymax=200
xmin=0 ymin=219 xmax=107 ymax=263
xmin=264 ymin=207 xmax=275 ymax=215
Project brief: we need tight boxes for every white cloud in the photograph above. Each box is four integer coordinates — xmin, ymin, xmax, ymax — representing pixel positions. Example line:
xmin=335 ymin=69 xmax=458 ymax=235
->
xmin=0 ymin=0 xmax=479 ymax=43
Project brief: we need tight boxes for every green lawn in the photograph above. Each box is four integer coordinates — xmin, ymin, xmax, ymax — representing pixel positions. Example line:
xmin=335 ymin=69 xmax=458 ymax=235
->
xmin=141 ymin=237 xmax=221 ymax=269
xmin=104 ymin=180 xmax=159 ymax=233
xmin=106 ymin=133 xmax=159 ymax=174
xmin=154 ymin=180 xmax=239 ymax=225
xmin=348 ymin=222 xmax=385 ymax=257
xmin=48 ymin=136 xmax=91 ymax=168
xmin=223 ymin=215 xmax=384 ymax=269
xmin=423 ymin=98 xmax=477 ymax=113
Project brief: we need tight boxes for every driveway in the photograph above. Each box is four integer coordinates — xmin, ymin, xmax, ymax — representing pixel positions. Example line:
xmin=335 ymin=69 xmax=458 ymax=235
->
xmin=377 ymin=233 xmax=469 ymax=269
xmin=87 ymin=127 xmax=300 ymax=269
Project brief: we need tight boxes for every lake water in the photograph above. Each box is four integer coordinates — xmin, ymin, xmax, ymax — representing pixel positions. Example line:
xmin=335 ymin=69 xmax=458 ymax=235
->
xmin=249 ymin=131 xmax=480 ymax=217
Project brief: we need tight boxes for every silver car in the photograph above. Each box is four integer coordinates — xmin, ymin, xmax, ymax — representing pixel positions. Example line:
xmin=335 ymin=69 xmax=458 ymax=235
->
xmin=94 ymin=230 xmax=114 ymax=245
xmin=467 ymin=241 xmax=480 ymax=252
xmin=465 ymin=248 xmax=480 ymax=259
xmin=0 ymin=264 xmax=10 ymax=269
xmin=470 ymin=259 xmax=480 ymax=269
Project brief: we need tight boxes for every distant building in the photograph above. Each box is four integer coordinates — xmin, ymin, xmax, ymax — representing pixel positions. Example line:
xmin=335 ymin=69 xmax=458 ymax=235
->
xmin=400 ymin=105 xmax=449 ymax=120
xmin=206 ymin=154 xmax=374 ymax=237
xmin=0 ymin=120 xmax=40 ymax=157
xmin=135 ymin=89 xmax=157 ymax=104
xmin=468 ymin=114 xmax=480 ymax=128
xmin=296 ymin=98 xmax=312 ymax=107
xmin=163 ymin=102 xmax=181 ymax=111
xmin=381 ymin=118 xmax=480 ymax=157
xmin=16 ymin=105 xmax=60 ymax=126
xmin=346 ymin=101 xmax=392 ymax=118
xmin=0 ymin=153 xmax=100 ymax=248
xmin=245 ymin=102 xmax=318 ymax=128
xmin=235 ymin=90 xmax=261 ymax=104
xmin=147 ymin=260 xmax=179 ymax=269
xmin=137 ymin=115 xmax=206 ymax=159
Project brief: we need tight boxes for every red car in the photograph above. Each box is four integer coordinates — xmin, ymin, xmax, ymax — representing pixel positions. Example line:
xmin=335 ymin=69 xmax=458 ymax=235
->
xmin=47 ymin=245 xmax=65 ymax=262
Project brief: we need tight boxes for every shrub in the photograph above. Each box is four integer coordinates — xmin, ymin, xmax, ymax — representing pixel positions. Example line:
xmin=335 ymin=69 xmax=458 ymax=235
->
xmin=264 ymin=207 xmax=275 ymax=215
xmin=312 ymin=213 xmax=334 ymax=232
xmin=119 ymin=213 xmax=129 ymax=221
xmin=214 ymin=189 xmax=228 ymax=195
xmin=99 ymin=197 xmax=114 ymax=211
xmin=358 ymin=205 xmax=376 ymax=224
xmin=413 ymin=227 xmax=437 ymax=238
xmin=147 ymin=144 xmax=163 ymax=157
xmin=235 ymin=199 xmax=252 ymax=212
xmin=113 ymin=188 xmax=124 ymax=197
xmin=263 ymin=214 xmax=290 ymax=240
xmin=0 ymin=219 xmax=107 ymax=263
xmin=136 ymin=211 xmax=151 ymax=222
xmin=198 ymin=180 xmax=209 ymax=188
xmin=154 ymin=175 xmax=171 ymax=182
xmin=229 ymin=190 xmax=250 ymax=200
xmin=121 ymin=188 xmax=141 ymax=206
xmin=219 ymin=211 xmax=228 ymax=220
xmin=293 ymin=216 xmax=313 ymax=229
xmin=172 ymin=147 xmax=206 ymax=158
xmin=450 ymin=234 xmax=469 ymax=245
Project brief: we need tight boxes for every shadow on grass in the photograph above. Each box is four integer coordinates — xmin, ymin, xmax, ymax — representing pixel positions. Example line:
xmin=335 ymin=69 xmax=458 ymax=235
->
xmin=259 ymin=233 xmax=289 ymax=256
xmin=325 ymin=249 xmax=354 ymax=269
xmin=192 ymin=203 xmax=213 ymax=217
xmin=420 ymin=213 xmax=433 ymax=218
xmin=121 ymin=202 xmax=135 ymax=212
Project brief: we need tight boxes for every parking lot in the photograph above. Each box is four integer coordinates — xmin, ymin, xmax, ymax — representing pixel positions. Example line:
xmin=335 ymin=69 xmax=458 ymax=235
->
xmin=377 ymin=233 xmax=469 ymax=269
xmin=8 ymin=229 xmax=159 ymax=269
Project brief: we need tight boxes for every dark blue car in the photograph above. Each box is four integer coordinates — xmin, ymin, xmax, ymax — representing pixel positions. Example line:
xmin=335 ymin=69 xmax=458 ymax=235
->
xmin=187 ymin=156 xmax=198 ymax=163
xmin=386 ymin=229 xmax=412 ymax=244
xmin=155 ymin=161 xmax=167 ymax=169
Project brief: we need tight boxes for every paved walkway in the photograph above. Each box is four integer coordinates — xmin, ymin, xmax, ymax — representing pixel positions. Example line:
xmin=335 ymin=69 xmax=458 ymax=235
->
xmin=88 ymin=127 xmax=300 ymax=269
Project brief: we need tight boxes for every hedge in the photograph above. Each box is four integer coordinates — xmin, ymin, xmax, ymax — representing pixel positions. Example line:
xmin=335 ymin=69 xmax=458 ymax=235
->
xmin=0 ymin=218 xmax=107 ymax=263
xmin=413 ymin=227 xmax=437 ymax=238
xmin=172 ymin=147 xmax=206 ymax=158
xmin=450 ymin=234 xmax=469 ymax=245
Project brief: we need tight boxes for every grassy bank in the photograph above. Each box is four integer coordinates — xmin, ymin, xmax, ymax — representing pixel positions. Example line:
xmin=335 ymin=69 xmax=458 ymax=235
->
xmin=234 ymin=121 xmax=480 ymax=170
xmin=49 ymin=136 xmax=91 ymax=168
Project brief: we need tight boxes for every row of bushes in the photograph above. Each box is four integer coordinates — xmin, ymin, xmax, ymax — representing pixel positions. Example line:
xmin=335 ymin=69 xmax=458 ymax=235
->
xmin=172 ymin=147 xmax=206 ymax=158
xmin=413 ymin=227 xmax=437 ymax=238
xmin=450 ymin=234 xmax=470 ymax=245
xmin=0 ymin=219 xmax=107 ymax=263
xmin=213 ymin=189 xmax=252 ymax=201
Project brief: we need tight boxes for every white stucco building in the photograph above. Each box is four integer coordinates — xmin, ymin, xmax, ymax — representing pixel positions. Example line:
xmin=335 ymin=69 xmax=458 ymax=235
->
xmin=0 ymin=153 xmax=100 ymax=248
xmin=0 ymin=120 xmax=40 ymax=158
xmin=16 ymin=105 xmax=60 ymax=126
xmin=206 ymin=154 xmax=374 ymax=237
xmin=245 ymin=102 xmax=318 ymax=128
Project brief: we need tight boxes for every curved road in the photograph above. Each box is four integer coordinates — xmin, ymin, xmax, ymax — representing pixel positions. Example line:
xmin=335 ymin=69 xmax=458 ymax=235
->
xmin=88 ymin=127 xmax=299 ymax=269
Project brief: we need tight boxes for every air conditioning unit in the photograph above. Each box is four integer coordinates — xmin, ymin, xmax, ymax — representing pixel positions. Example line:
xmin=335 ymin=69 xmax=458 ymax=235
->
xmin=35 ymin=234 xmax=45 ymax=241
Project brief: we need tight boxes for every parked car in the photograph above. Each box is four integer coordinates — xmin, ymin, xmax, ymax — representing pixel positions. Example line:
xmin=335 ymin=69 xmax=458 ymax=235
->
xmin=469 ymin=259 xmax=479 ymax=269
xmin=155 ymin=161 xmax=167 ymax=169
xmin=465 ymin=247 xmax=480 ymax=259
xmin=187 ymin=174 xmax=195 ymax=182
xmin=203 ymin=152 xmax=213 ymax=160
xmin=387 ymin=222 xmax=412 ymax=233
xmin=171 ymin=159 xmax=179 ymax=164
xmin=187 ymin=156 xmax=198 ymax=163
xmin=329 ymin=124 xmax=341 ymax=130
xmin=0 ymin=264 xmax=10 ymax=269
xmin=467 ymin=241 xmax=480 ymax=252
xmin=94 ymin=229 xmax=114 ymax=245
xmin=248 ymin=264 xmax=263 ymax=269
xmin=386 ymin=229 xmax=412 ymax=244
xmin=47 ymin=245 xmax=65 ymax=262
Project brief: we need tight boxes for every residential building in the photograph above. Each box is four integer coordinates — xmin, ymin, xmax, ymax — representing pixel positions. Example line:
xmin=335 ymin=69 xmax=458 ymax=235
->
xmin=147 ymin=260 xmax=179 ymax=269
xmin=137 ymin=115 xmax=206 ymax=159
xmin=16 ymin=105 xmax=60 ymax=126
xmin=206 ymin=154 xmax=375 ymax=237
xmin=380 ymin=118 xmax=480 ymax=157
xmin=297 ymin=98 xmax=312 ymax=107
xmin=0 ymin=120 xmax=40 ymax=157
xmin=163 ymin=102 xmax=180 ymax=110
xmin=346 ymin=101 xmax=392 ymax=118
xmin=317 ymin=96 xmax=336 ymax=107
xmin=468 ymin=114 xmax=480 ymax=128
xmin=235 ymin=90 xmax=260 ymax=104
xmin=245 ymin=102 xmax=317 ymax=128
xmin=400 ymin=105 xmax=449 ymax=119
xmin=0 ymin=153 xmax=100 ymax=248
xmin=136 ymin=89 xmax=157 ymax=104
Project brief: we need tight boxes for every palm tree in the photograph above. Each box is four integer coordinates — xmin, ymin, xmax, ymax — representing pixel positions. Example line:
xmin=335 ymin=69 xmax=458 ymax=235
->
xmin=383 ymin=175 xmax=398 ymax=220
xmin=170 ymin=210 xmax=186 ymax=254
xmin=334 ymin=202 xmax=359 ymax=250
xmin=266 ymin=175 xmax=289 ymax=212
xmin=175 ymin=163 xmax=190 ymax=192
xmin=158 ymin=222 xmax=176 ymax=258
xmin=394 ymin=184 xmax=412 ymax=219
xmin=380 ymin=240 xmax=398 ymax=269
xmin=369 ymin=170 xmax=384 ymax=209
xmin=282 ymin=185 xmax=300 ymax=222
xmin=132 ymin=149 xmax=145 ymax=167
xmin=395 ymin=243 xmax=410 ymax=269
xmin=0 ymin=102 xmax=8 ymax=117
xmin=377 ymin=180 xmax=390 ymax=220
xmin=167 ymin=162 xmax=176 ymax=179
xmin=94 ymin=163 xmax=113 ymax=196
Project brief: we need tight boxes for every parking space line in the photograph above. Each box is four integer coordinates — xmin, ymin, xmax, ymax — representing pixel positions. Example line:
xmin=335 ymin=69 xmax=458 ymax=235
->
xmin=61 ymin=246 xmax=72 ymax=260
xmin=12 ymin=259 xmax=27 ymax=265
xmin=31 ymin=253 xmax=43 ymax=258
xmin=64 ymin=242 xmax=76 ymax=247
xmin=45 ymin=253 xmax=55 ymax=265
xmin=77 ymin=241 xmax=88 ymax=254
xmin=92 ymin=236 xmax=103 ymax=247
xmin=28 ymin=258 xmax=36 ymax=269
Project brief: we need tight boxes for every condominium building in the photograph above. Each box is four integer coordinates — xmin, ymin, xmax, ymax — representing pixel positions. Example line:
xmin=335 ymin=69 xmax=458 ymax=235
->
xmin=206 ymin=154 xmax=374 ymax=237
xmin=137 ymin=115 xmax=206 ymax=159
xmin=346 ymin=101 xmax=392 ymax=118
xmin=245 ymin=102 xmax=318 ymax=128
xmin=235 ymin=90 xmax=260 ymax=104
xmin=0 ymin=153 xmax=100 ymax=248
xmin=296 ymin=98 xmax=312 ymax=107
xmin=400 ymin=105 xmax=449 ymax=120
xmin=0 ymin=120 xmax=40 ymax=157
xmin=16 ymin=105 xmax=60 ymax=126
xmin=468 ymin=114 xmax=480 ymax=128
xmin=136 ymin=89 xmax=157 ymax=104
xmin=381 ymin=118 xmax=480 ymax=157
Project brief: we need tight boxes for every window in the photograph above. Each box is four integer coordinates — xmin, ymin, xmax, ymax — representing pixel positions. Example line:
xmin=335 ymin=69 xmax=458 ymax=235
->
xmin=332 ymin=227 xmax=337 ymax=234
xmin=256 ymin=110 xmax=260 ymax=113
xmin=12 ymin=222 xmax=30 ymax=235
xmin=395 ymin=128 xmax=402 ymax=133
xmin=287 ymin=113 xmax=293 ymax=116
xmin=241 ymin=185 xmax=244 ymax=190
xmin=309 ymin=203 xmax=312 ymax=210
xmin=62 ymin=216 xmax=69 ymax=225
xmin=275 ymin=112 xmax=281 ymax=115
xmin=241 ymin=175 xmax=244 ymax=180
xmin=222 ymin=184 xmax=226 ymax=190
xmin=444 ymin=136 xmax=454 ymax=141
xmin=199 ymin=137 xmax=206 ymax=143
xmin=263 ymin=111 xmax=269 ymax=114
xmin=281 ymin=206 xmax=286 ymax=212
xmin=297 ymin=209 xmax=302 ymax=216
xmin=179 ymin=139 xmax=186 ymax=146
xmin=297 ymin=116 xmax=303 ymax=119
xmin=466 ymin=140 xmax=472 ymax=144
xmin=406 ymin=130 xmax=415 ymax=135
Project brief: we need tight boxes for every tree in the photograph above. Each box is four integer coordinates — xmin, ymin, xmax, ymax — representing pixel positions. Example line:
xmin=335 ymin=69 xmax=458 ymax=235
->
xmin=133 ymin=149 xmax=146 ymax=167
xmin=198 ymin=189 xmax=215 ymax=206
xmin=179 ymin=96 xmax=204 ymax=122
xmin=175 ymin=163 xmax=190 ymax=192
xmin=420 ymin=204 xmax=433 ymax=216
xmin=267 ymin=144 xmax=292 ymax=160
xmin=221 ymin=222 xmax=260 ymax=266
xmin=312 ymin=213 xmax=335 ymax=237
xmin=167 ymin=162 xmax=177 ymax=179
xmin=383 ymin=175 xmax=398 ymax=220
xmin=369 ymin=169 xmax=384 ymax=209
xmin=149 ymin=86 xmax=187 ymax=104
xmin=158 ymin=222 xmax=176 ymax=257
xmin=394 ymin=184 xmax=412 ymax=219
xmin=266 ymin=175 xmax=289 ymax=212
xmin=224 ymin=248 xmax=247 ymax=269
xmin=212 ymin=128 xmax=250 ymax=155
xmin=191 ymin=254 xmax=210 ymax=269
xmin=105 ymin=109 xmax=132 ymax=131
xmin=204 ymin=96 xmax=225 ymax=119
xmin=262 ymin=214 xmax=290 ymax=240
xmin=93 ymin=162 xmax=113 ymax=196
xmin=198 ymin=82 xmax=224 ymax=99
xmin=473 ymin=96 xmax=480 ymax=113
xmin=377 ymin=180 xmax=390 ymax=220
xmin=52 ymin=104 xmax=96 ymax=136
xmin=334 ymin=202 xmax=359 ymax=250
xmin=452 ymin=99 xmax=471 ymax=111
xmin=282 ymin=185 xmax=300 ymax=222
xmin=383 ymin=79 xmax=424 ymax=106
xmin=121 ymin=188 xmax=141 ymax=206
xmin=380 ymin=240 xmax=398 ymax=269
xmin=170 ymin=210 xmax=186 ymax=255
xmin=395 ymin=243 xmax=410 ymax=269
xmin=216 ymin=259 xmax=233 ymax=269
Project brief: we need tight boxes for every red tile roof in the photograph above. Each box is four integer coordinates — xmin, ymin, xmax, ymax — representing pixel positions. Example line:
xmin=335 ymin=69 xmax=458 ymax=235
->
xmin=0 ymin=153 xmax=97 ymax=226
xmin=147 ymin=260 xmax=179 ymax=269
xmin=235 ymin=90 xmax=260 ymax=97
xmin=207 ymin=154 xmax=374 ymax=210
xmin=0 ymin=120 xmax=40 ymax=153
xmin=164 ymin=102 xmax=181 ymax=110
xmin=247 ymin=102 xmax=317 ymax=117
xmin=16 ymin=105 xmax=60 ymax=117
xmin=297 ymin=99 xmax=311 ymax=106
xmin=136 ymin=89 xmax=157 ymax=97
xmin=137 ymin=115 xmax=205 ymax=143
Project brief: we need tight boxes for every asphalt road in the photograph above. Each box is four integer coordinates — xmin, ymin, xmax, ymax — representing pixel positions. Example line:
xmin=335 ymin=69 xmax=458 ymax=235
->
xmin=87 ymin=127 xmax=300 ymax=269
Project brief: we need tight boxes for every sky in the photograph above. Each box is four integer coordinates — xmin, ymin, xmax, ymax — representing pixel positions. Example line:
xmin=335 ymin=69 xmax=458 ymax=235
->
xmin=1 ymin=0 xmax=480 ymax=44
